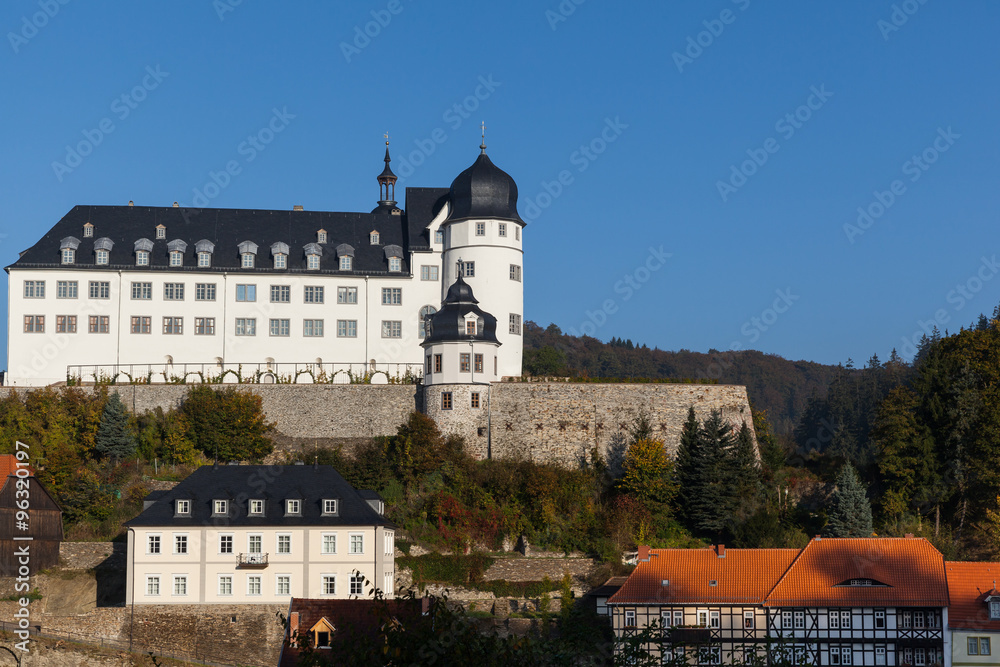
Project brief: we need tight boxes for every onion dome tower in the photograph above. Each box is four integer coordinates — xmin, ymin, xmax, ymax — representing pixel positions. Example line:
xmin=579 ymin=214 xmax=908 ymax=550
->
xmin=373 ymin=138 xmax=401 ymax=214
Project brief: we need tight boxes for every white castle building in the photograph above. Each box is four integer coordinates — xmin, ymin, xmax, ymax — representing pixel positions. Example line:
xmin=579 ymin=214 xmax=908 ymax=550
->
xmin=5 ymin=141 xmax=524 ymax=386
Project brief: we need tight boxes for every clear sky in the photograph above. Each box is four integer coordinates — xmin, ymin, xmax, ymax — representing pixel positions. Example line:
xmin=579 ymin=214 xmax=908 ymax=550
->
xmin=2 ymin=0 xmax=998 ymax=369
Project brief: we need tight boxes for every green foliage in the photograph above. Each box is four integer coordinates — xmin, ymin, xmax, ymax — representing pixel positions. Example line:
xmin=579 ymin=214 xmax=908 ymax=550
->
xmin=180 ymin=385 xmax=274 ymax=462
xmin=397 ymin=553 xmax=495 ymax=588
xmin=617 ymin=438 xmax=678 ymax=509
xmin=826 ymin=463 xmax=873 ymax=538
xmin=95 ymin=393 xmax=137 ymax=461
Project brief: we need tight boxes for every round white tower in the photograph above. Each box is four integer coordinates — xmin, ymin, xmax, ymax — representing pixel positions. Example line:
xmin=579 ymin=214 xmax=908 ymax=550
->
xmin=440 ymin=140 xmax=524 ymax=378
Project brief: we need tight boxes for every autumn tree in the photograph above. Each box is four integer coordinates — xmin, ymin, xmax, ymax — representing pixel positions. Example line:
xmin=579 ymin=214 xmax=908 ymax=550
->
xmin=180 ymin=386 xmax=274 ymax=462
xmin=618 ymin=438 xmax=678 ymax=509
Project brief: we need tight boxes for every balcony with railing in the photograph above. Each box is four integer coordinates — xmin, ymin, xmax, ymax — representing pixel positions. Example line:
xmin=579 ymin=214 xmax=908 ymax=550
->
xmin=237 ymin=553 xmax=268 ymax=568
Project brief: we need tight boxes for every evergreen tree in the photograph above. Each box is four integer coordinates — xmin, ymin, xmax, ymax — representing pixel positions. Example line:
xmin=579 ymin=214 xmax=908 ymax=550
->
xmin=696 ymin=411 xmax=739 ymax=537
xmin=826 ymin=463 xmax=873 ymax=538
xmin=675 ymin=408 xmax=703 ymax=529
xmin=95 ymin=393 xmax=136 ymax=461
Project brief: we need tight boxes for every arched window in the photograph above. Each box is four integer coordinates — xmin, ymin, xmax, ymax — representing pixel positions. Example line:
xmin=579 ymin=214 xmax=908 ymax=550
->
xmin=419 ymin=305 xmax=437 ymax=338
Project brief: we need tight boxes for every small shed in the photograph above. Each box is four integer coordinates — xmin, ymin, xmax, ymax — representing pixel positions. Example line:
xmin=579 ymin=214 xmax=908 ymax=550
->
xmin=0 ymin=454 xmax=63 ymax=575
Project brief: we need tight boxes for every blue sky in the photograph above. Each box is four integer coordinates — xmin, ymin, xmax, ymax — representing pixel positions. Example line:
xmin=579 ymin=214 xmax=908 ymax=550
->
xmin=2 ymin=0 xmax=998 ymax=368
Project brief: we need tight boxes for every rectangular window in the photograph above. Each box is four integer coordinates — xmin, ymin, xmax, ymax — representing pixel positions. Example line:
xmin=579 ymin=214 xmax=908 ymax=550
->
xmin=992 ymin=600 xmax=1000 ymax=619
xmin=130 ymin=316 xmax=150 ymax=334
xmin=249 ymin=499 xmax=264 ymax=515
xmin=968 ymin=638 xmax=979 ymax=656
xmin=89 ymin=281 xmax=110 ymax=299
xmin=323 ymin=499 xmax=338 ymax=515
xmin=875 ymin=646 xmax=886 ymax=666
xmin=339 ymin=256 xmax=351 ymax=271
xmin=697 ymin=610 xmax=708 ymax=627
xmin=174 ymin=534 xmax=187 ymax=554
xmin=460 ymin=353 xmax=470 ymax=372
xmin=441 ymin=392 xmax=452 ymax=410
xmin=388 ymin=257 xmax=401 ymax=272
xmin=146 ymin=576 xmax=160 ymax=596
xmin=381 ymin=320 xmax=401 ymax=338
xmin=173 ymin=575 xmax=187 ymax=596
xmin=303 ymin=319 xmax=324 ymax=337
xmin=351 ymin=574 xmax=364 ymax=595
xmin=163 ymin=317 xmax=183 ymax=335
xmin=475 ymin=222 xmax=485 ymax=236
xmin=499 ymin=222 xmax=507 ymax=237
xmin=323 ymin=575 xmax=336 ymax=596
xmin=23 ymin=281 xmax=45 ymax=298
xmin=219 ymin=575 xmax=233 ymax=596
xmin=163 ymin=283 xmax=184 ymax=300
xmin=509 ymin=314 xmax=521 ymax=335
xmin=219 ymin=534 xmax=233 ymax=554
xmin=248 ymin=535 xmax=262 ymax=554
xmin=195 ymin=283 xmax=216 ymax=301
xmin=56 ymin=315 xmax=77 ymax=333
xmin=981 ymin=638 xmax=992 ymax=656
xmin=286 ymin=500 xmax=300 ymax=515
xmin=277 ymin=534 xmax=291 ymax=554
xmin=169 ymin=251 xmax=183 ymax=267
xmin=434 ymin=229 xmax=444 ymax=244
xmin=147 ymin=535 xmax=161 ymax=554
xmin=462 ymin=261 xmax=475 ymax=277
xmin=710 ymin=610 xmax=720 ymax=628
xmin=247 ymin=576 xmax=261 ymax=596
xmin=350 ymin=534 xmax=363 ymax=554
xmin=269 ymin=318 xmax=290 ymax=337
xmin=131 ymin=281 xmax=152 ymax=300
xmin=420 ymin=265 xmax=439 ymax=281
xmin=874 ymin=610 xmax=885 ymax=629
xmin=89 ymin=315 xmax=109 ymax=333
xmin=831 ymin=647 xmax=841 ymax=666
xmin=198 ymin=252 xmax=211 ymax=267
xmin=304 ymin=286 xmax=324 ymax=303
xmin=385 ymin=531 xmax=393 ymax=556
xmin=793 ymin=611 xmax=804 ymax=629
xmin=829 ymin=610 xmax=840 ymax=629
xmin=274 ymin=253 xmax=287 ymax=269
xmin=474 ymin=353 xmax=484 ymax=373
xmin=515 ymin=226 xmax=520 ymax=241
xmin=381 ymin=287 xmax=402 ymax=305
xmin=510 ymin=264 xmax=522 ymax=281
xmin=337 ymin=286 xmax=357 ymax=304
xmin=337 ymin=320 xmax=357 ymax=338
xmin=175 ymin=500 xmax=190 ymax=515
xmin=465 ymin=320 xmax=477 ymax=335
xmin=270 ymin=285 xmax=290 ymax=303
xmin=322 ymin=534 xmax=337 ymax=554
xmin=471 ymin=392 xmax=480 ymax=408
xmin=781 ymin=611 xmax=792 ymax=629
xmin=434 ymin=354 xmax=442 ymax=373
xmin=57 ymin=280 xmax=78 ymax=299
xmin=277 ymin=575 xmax=291 ymax=596
xmin=673 ymin=610 xmax=683 ymax=627
xmin=426 ymin=355 xmax=433 ymax=374
xmin=840 ymin=610 xmax=851 ymax=629
xmin=625 ymin=610 xmax=636 ymax=627
xmin=236 ymin=284 xmax=256 ymax=302
xmin=913 ymin=610 xmax=925 ymax=628
xmin=307 ymin=254 xmax=320 ymax=270
xmin=23 ymin=316 xmax=44 ymax=333
xmin=236 ymin=318 xmax=256 ymax=336
xmin=744 ymin=610 xmax=754 ymax=629
xmin=242 ymin=253 xmax=255 ymax=268
xmin=195 ymin=317 xmax=215 ymax=335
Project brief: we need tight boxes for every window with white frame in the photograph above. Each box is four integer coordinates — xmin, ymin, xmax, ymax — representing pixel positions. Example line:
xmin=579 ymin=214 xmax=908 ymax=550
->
xmin=195 ymin=283 xmax=216 ymax=301
xmin=285 ymin=500 xmax=301 ymax=515
xmin=337 ymin=286 xmax=357 ymax=304
xmin=913 ymin=610 xmax=925 ymax=628
xmin=781 ymin=610 xmax=793 ymax=629
xmin=241 ymin=252 xmax=255 ymax=268
xmin=840 ymin=610 xmax=851 ymax=629
xmin=461 ymin=261 xmax=475 ymax=277
xmin=322 ymin=534 xmax=336 ymax=554
xmin=57 ymin=280 xmax=77 ymax=299
xmin=793 ymin=610 xmax=805 ymax=629
xmin=744 ymin=610 xmax=754 ymax=629
xmin=307 ymin=254 xmax=320 ymax=270
xmin=875 ymin=646 xmax=886 ymax=666
xmin=699 ymin=646 xmax=721 ymax=665
xmin=146 ymin=576 xmax=160 ymax=596
xmin=175 ymin=500 xmax=190 ymax=515
xmin=350 ymin=534 xmax=363 ymax=554
xmin=350 ymin=573 xmax=364 ymax=596
xmin=269 ymin=319 xmax=290 ymax=337
xmin=384 ymin=572 xmax=394 ymax=597
xmin=236 ymin=318 xmax=256 ymax=336
xmin=370 ymin=231 xmax=380 ymax=245
xmin=236 ymin=284 xmax=256 ymax=302
xmin=219 ymin=575 xmax=233 ymax=596
xmin=198 ymin=252 xmax=211 ymax=267
xmin=381 ymin=287 xmax=402 ymax=305
xmin=136 ymin=250 xmax=149 ymax=266
xmin=96 ymin=248 xmax=109 ymax=265
xmin=247 ymin=575 xmax=262 ymax=596
xmin=23 ymin=281 xmax=44 ymax=298
xmin=271 ymin=285 xmax=290 ymax=302
xmin=337 ymin=320 xmax=357 ymax=338
xmin=83 ymin=223 xmax=94 ymax=237
xmin=195 ymin=318 xmax=215 ymax=335
xmin=249 ymin=499 xmax=264 ymax=515
xmin=323 ymin=500 xmax=338 ymax=515
xmin=434 ymin=229 xmax=444 ymax=244
xmin=89 ymin=281 xmax=110 ymax=299
xmin=248 ymin=534 xmax=262 ymax=554
xmin=274 ymin=253 xmax=287 ymax=269
xmin=164 ymin=283 xmax=184 ymax=300
xmin=509 ymin=314 xmax=521 ymax=335
xmin=673 ymin=610 xmax=683 ymax=627
xmin=421 ymin=265 xmax=439 ymax=281
xmin=499 ymin=223 xmax=507 ymax=237
xmin=147 ymin=534 xmax=161 ymax=554
xmin=303 ymin=319 xmax=324 ymax=337
xmin=174 ymin=534 xmax=188 ymax=554
xmin=874 ymin=609 xmax=885 ymax=629
xmin=155 ymin=226 xmax=166 ymax=239
xmin=388 ymin=257 xmax=401 ymax=272
xmin=131 ymin=282 xmax=152 ymax=300
xmin=304 ymin=286 xmax=324 ymax=303
xmin=697 ymin=610 xmax=709 ymax=627
xmin=317 ymin=230 xmax=327 ymax=243
xmin=991 ymin=600 xmax=1000 ymax=619
xmin=710 ymin=610 xmax=720 ymax=628
xmin=173 ymin=575 xmax=187 ymax=596
xmin=169 ymin=250 xmax=183 ymax=267
xmin=914 ymin=647 xmax=926 ymax=666
xmin=219 ymin=534 xmax=233 ymax=554
xmin=277 ymin=534 xmax=291 ymax=554
xmin=339 ymin=255 xmax=352 ymax=270
xmin=384 ymin=532 xmax=393 ymax=556
xmin=277 ymin=575 xmax=291 ymax=596
xmin=214 ymin=500 xmax=228 ymax=516
xmin=475 ymin=222 xmax=485 ymax=236
xmin=381 ymin=320 xmax=401 ymax=338
xmin=510 ymin=264 xmax=522 ymax=281
xmin=624 ymin=610 xmax=636 ymax=627
xmin=323 ymin=575 xmax=336 ymax=596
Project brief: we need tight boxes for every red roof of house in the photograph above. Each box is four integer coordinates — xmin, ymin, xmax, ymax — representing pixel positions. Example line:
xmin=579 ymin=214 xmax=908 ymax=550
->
xmin=608 ymin=545 xmax=800 ymax=605
xmin=0 ymin=454 xmax=32 ymax=478
xmin=765 ymin=537 xmax=948 ymax=607
xmin=945 ymin=561 xmax=1000 ymax=631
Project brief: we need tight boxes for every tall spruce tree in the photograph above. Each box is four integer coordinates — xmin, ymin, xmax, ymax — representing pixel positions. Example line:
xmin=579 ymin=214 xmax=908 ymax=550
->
xmin=675 ymin=408 xmax=703 ymax=530
xmin=95 ymin=393 xmax=136 ymax=461
xmin=695 ymin=411 xmax=739 ymax=537
xmin=826 ymin=463 xmax=873 ymax=538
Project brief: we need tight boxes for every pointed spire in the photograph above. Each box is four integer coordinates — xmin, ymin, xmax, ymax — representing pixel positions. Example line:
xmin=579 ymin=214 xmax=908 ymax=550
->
xmin=377 ymin=134 xmax=397 ymax=206
xmin=480 ymin=121 xmax=487 ymax=154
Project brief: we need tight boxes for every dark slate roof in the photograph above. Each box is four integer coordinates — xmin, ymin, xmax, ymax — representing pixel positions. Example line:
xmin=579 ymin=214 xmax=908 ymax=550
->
xmin=445 ymin=150 xmax=524 ymax=226
xmin=421 ymin=275 xmax=500 ymax=346
xmin=401 ymin=187 xmax=449 ymax=251
xmin=8 ymin=201 xmax=434 ymax=276
xmin=126 ymin=464 xmax=394 ymax=528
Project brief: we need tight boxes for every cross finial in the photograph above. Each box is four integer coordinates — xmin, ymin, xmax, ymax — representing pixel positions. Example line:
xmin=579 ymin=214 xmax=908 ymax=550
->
xmin=480 ymin=122 xmax=487 ymax=154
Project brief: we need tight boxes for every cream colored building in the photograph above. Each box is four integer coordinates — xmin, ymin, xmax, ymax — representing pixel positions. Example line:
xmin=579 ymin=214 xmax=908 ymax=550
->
xmin=125 ymin=465 xmax=395 ymax=605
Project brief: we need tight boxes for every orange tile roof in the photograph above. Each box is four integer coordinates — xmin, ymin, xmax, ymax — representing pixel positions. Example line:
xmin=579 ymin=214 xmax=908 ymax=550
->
xmin=945 ymin=561 xmax=1000 ymax=631
xmin=765 ymin=537 xmax=948 ymax=607
xmin=609 ymin=546 xmax=800 ymax=605
xmin=0 ymin=454 xmax=32 ymax=478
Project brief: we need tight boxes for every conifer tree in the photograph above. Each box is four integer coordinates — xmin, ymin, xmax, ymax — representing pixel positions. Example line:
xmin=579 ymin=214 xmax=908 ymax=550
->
xmin=826 ymin=463 xmax=873 ymax=538
xmin=95 ymin=393 xmax=136 ymax=461
xmin=675 ymin=407 xmax=702 ymax=523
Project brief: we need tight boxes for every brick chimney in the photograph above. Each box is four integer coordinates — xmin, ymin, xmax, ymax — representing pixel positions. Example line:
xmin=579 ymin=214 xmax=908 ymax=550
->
xmin=637 ymin=545 xmax=650 ymax=562
xmin=717 ymin=544 xmax=726 ymax=558
xmin=289 ymin=611 xmax=299 ymax=637
xmin=293 ymin=205 xmax=304 ymax=211
xmin=905 ymin=533 xmax=914 ymax=538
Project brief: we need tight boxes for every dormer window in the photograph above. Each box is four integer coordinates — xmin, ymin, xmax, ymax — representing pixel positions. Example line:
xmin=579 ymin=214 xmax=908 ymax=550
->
xmin=285 ymin=499 xmax=301 ymax=516
xmin=198 ymin=252 xmax=211 ymax=267
xmin=990 ymin=598 xmax=1000 ymax=620
xmin=248 ymin=499 xmax=264 ymax=515
xmin=61 ymin=248 xmax=74 ymax=264
xmin=317 ymin=229 xmax=328 ymax=244
xmin=96 ymin=249 xmax=109 ymax=265
xmin=155 ymin=225 xmax=166 ymax=239
xmin=83 ymin=223 xmax=94 ymax=238
xmin=336 ymin=243 xmax=354 ymax=271
xmin=213 ymin=499 xmax=228 ymax=516
xmin=169 ymin=251 xmax=183 ymax=267
xmin=466 ymin=319 xmax=477 ymax=335
xmin=273 ymin=253 xmax=286 ymax=269
xmin=322 ymin=499 xmax=339 ymax=516
xmin=269 ymin=241 xmax=289 ymax=269
xmin=175 ymin=500 xmax=190 ymax=516
xmin=310 ymin=618 xmax=335 ymax=648
xmin=383 ymin=245 xmax=403 ymax=273
xmin=388 ymin=257 xmax=400 ymax=272
xmin=238 ymin=240 xmax=258 ymax=269
xmin=136 ymin=250 xmax=150 ymax=266
xmin=339 ymin=256 xmax=351 ymax=270
xmin=370 ymin=231 xmax=380 ymax=245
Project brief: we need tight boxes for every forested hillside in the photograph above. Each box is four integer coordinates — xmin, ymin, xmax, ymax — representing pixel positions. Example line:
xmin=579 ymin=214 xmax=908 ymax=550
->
xmin=523 ymin=321 xmax=840 ymax=436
